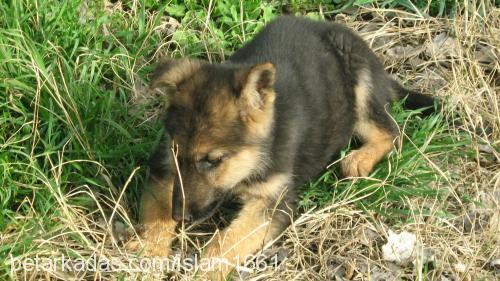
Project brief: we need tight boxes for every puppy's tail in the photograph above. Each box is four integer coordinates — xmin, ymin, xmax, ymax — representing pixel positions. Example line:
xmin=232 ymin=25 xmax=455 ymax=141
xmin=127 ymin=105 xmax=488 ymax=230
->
xmin=391 ymin=80 xmax=437 ymax=116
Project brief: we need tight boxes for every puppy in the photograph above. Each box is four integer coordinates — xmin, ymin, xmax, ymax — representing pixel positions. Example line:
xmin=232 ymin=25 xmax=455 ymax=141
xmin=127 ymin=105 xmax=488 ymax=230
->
xmin=128 ymin=15 xmax=434 ymax=278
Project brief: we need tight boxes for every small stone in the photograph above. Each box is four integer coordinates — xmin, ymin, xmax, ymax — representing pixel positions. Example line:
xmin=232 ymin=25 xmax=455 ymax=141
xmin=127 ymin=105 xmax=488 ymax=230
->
xmin=382 ymin=230 xmax=417 ymax=265
xmin=453 ymin=263 xmax=466 ymax=273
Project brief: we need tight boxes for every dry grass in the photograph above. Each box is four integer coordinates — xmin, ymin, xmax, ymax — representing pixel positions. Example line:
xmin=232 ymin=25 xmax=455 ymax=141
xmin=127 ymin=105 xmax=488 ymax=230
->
xmin=4 ymin=5 xmax=499 ymax=281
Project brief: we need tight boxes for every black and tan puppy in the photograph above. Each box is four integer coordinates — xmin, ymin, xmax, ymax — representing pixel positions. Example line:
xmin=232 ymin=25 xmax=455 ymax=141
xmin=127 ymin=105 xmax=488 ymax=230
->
xmin=129 ymin=16 xmax=434 ymax=277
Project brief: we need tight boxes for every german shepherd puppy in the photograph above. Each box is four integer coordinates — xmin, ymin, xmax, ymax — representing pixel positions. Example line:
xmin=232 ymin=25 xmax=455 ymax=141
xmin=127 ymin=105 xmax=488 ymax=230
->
xmin=128 ymin=16 xmax=434 ymax=277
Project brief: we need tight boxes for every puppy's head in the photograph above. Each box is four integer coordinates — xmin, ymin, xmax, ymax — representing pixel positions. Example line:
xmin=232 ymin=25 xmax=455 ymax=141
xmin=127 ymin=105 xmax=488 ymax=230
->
xmin=150 ymin=58 xmax=276 ymax=222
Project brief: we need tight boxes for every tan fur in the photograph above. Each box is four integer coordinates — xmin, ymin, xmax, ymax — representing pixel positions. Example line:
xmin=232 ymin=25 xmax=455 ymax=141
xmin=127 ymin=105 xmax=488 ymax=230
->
xmin=341 ymin=121 xmax=395 ymax=177
xmin=341 ymin=69 xmax=396 ymax=177
xmin=239 ymin=63 xmax=277 ymax=138
xmin=241 ymin=90 xmax=276 ymax=139
xmin=150 ymin=58 xmax=202 ymax=90
xmin=353 ymin=69 xmax=371 ymax=119
xmin=201 ymin=174 xmax=289 ymax=279
xmin=234 ymin=173 xmax=290 ymax=201
xmin=240 ymin=63 xmax=276 ymax=110
xmin=165 ymin=145 xmax=269 ymax=209
xmin=127 ymin=176 xmax=177 ymax=256
xmin=210 ymin=147 xmax=269 ymax=190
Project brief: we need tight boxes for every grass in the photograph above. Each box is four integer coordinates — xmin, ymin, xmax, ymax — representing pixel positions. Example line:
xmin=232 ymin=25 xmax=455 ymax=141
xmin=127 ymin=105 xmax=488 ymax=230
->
xmin=1 ymin=0 xmax=499 ymax=280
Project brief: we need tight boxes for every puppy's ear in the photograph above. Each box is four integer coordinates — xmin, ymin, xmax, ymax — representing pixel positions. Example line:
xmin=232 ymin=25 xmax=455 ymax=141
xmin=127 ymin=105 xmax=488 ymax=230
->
xmin=235 ymin=62 xmax=276 ymax=112
xmin=149 ymin=58 xmax=202 ymax=95
xmin=234 ymin=62 xmax=276 ymax=138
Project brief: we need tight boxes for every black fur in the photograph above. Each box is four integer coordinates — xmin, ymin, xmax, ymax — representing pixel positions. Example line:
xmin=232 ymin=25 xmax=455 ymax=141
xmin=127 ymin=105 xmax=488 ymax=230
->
xmin=392 ymin=80 xmax=436 ymax=115
xmin=229 ymin=16 xmax=356 ymax=187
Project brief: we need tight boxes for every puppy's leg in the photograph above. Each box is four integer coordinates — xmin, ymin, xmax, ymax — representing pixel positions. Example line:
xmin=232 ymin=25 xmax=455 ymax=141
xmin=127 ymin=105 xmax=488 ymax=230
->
xmin=127 ymin=175 xmax=177 ymax=256
xmin=341 ymin=122 xmax=396 ymax=177
xmin=202 ymin=174 xmax=292 ymax=279
xmin=341 ymin=69 xmax=398 ymax=177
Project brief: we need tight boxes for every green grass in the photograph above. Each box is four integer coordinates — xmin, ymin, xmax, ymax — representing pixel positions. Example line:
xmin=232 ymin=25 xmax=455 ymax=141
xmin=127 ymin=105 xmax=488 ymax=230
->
xmin=0 ymin=1 xmax=162 ymax=274
xmin=0 ymin=0 xmax=487 ymax=279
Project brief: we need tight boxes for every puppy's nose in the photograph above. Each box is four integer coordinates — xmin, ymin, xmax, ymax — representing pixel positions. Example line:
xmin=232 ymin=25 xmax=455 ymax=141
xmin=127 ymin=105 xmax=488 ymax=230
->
xmin=172 ymin=212 xmax=193 ymax=223
xmin=172 ymin=212 xmax=182 ymax=222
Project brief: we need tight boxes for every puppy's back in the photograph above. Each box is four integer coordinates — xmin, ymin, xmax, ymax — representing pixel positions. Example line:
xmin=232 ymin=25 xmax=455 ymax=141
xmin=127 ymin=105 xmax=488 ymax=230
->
xmin=229 ymin=17 xmax=357 ymax=183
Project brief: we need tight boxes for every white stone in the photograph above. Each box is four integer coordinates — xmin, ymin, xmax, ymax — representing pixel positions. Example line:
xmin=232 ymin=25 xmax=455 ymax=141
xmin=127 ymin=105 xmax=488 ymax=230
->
xmin=382 ymin=230 xmax=417 ymax=265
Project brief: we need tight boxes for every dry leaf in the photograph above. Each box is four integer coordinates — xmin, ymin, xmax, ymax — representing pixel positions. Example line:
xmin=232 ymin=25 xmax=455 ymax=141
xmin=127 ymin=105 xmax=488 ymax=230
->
xmin=325 ymin=261 xmax=346 ymax=281
xmin=474 ymin=45 xmax=498 ymax=65
xmin=425 ymin=32 xmax=461 ymax=59
xmin=104 ymin=0 xmax=123 ymax=14
xmin=370 ymin=265 xmax=400 ymax=281
xmin=386 ymin=45 xmax=424 ymax=59
xmin=414 ymin=68 xmax=446 ymax=91
xmin=155 ymin=15 xmax=181 ymax=35
xmin=459 ymin=211 xmax=491 ymax=233
xmin=77 ymin=0 xmax=93 ymax=24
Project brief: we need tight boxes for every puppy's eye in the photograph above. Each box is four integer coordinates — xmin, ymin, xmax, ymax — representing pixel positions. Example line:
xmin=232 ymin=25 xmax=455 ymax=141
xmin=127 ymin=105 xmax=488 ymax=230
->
xmin=197 ymin=154 xmax=227 ymax=171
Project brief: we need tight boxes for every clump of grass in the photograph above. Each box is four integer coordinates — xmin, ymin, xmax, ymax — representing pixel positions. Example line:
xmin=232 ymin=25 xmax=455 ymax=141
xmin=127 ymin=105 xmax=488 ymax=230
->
xmin=0 ymin=0 xmax=162 ymax=278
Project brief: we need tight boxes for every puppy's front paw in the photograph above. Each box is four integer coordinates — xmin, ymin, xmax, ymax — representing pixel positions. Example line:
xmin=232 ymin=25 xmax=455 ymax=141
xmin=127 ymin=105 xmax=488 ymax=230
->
xmin=341 ymin=149 xmax=375 ymax=177
xmin=126 ymin=224 xmax=175 ymax=257
xmin=197 ymin=244 xmax=235 ymax=281
xmin=126 ymin=237 xmax=171 ymax=257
